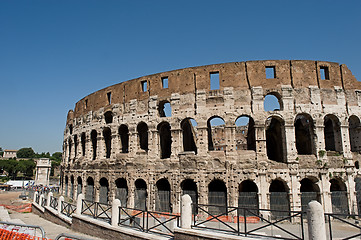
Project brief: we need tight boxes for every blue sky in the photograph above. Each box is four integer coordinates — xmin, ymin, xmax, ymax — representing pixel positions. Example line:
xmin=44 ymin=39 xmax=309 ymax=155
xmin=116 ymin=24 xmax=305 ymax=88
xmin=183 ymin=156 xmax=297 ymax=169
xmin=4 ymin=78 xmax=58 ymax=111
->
xmin=0 ymin=1 xmax=360 ymax=154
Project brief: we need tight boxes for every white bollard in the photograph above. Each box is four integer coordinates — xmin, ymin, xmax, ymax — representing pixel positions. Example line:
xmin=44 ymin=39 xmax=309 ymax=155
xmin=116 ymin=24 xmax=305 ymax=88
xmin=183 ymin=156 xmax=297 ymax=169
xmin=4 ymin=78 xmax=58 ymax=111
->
xmin=307 ymin=201 xmax=326 ymax=240
xmin=181 ymin=194 xmax=192 ymax=229
xmin=76 ymin=194 xmax=85 ymax=215
xmin=58 ymin=196 xmax=64 ymax=215
xmin=40 ymin=194 xmax=45 ymax=207
xmin=111 ymin=199 xmax=121 ymax=227
xmin=47 ymin=192 xmax=53 ymax=207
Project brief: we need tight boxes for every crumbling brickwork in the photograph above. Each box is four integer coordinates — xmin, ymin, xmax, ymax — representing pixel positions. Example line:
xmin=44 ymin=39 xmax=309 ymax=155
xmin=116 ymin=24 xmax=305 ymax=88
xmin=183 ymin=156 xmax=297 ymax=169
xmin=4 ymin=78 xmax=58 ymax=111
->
xmin=61 ymin=60 xmax=361 ymax=215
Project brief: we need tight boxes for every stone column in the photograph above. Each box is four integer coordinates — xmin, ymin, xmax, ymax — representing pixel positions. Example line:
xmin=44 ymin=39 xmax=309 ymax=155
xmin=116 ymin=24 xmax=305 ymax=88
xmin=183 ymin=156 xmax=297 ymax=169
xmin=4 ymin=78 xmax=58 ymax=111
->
xmin=111 ymin=199 xmax=121 ymax=226
xmin=255 ymin=124 xmax=267 ymax=159
xmin=85 ymin=132 xmax=92 ymax=160
xmin=340 ymin=124 xmax=352 ymax=159
xmin=97 ymin=133 xmax=105 ymax=160
xmin=180 ymin=194 xmax=192 ymax=229
xmin=197 ymin=126 xmax=208 ymax=156
xmin=148 ymin=128 xmax=158 ymax=158
xmin=284 ymin=123 xmax=297 ymax=163
xmin=225 ymin=125 xmax=236 ymax=154
xmin=111 ymin=131 xmax=120 ymax=158
xmin=346 ymin=169 xmax=357 ymax=214
xmin=320 ymin=171 xmax=332 ymax=213
xmin=76 ymin=194 xmax=84 ymax=215
xmin=290 ymin=168 xmax=301 ymax=212
xmin=307 ymin=201 xmax=326 ymax=240
xmin=171 ymin=128 xmax=181 ymax=157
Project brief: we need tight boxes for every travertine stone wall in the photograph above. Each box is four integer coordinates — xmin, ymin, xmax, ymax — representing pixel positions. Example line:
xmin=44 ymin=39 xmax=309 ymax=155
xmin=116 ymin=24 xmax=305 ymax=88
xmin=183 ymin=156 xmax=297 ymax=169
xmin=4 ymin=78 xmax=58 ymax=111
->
xmin=61 ymin=60 xmax=361 ymax=215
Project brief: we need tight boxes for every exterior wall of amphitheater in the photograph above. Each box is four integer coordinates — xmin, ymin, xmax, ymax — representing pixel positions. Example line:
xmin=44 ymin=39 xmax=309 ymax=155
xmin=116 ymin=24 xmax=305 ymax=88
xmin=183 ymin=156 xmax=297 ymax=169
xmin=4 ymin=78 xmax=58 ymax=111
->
xmin=61 ymin=60 xmax=361 ymax=215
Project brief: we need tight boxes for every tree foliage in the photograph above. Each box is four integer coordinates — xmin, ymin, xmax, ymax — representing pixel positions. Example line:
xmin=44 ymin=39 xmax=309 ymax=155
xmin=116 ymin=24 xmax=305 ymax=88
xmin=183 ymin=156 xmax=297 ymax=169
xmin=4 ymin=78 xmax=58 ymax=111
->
xmin=17 ymin=148 xmax=36 ymax=158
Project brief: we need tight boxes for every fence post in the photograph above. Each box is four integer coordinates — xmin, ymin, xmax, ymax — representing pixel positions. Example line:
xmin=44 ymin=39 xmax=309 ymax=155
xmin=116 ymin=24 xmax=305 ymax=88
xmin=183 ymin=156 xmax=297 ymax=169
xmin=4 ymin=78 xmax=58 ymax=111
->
xmin=76 ymin=193 xmax=84 ymax=215
xmin=181 ymin=194 xmax=192 ymax=229
xmin=40 ymin=194 xmax=45 ymax=206
xmin=111 ymin=199 xmax=121 ymax=227
xmin=307 ymin=200 xmax=326 ymax=240
xmin=47 ymin=192 xmax=53 ymax=207
xmin=58 ymin=196 xmax=64 ymax=215
xmin=33 ymin=191 xmax=38 ymax=204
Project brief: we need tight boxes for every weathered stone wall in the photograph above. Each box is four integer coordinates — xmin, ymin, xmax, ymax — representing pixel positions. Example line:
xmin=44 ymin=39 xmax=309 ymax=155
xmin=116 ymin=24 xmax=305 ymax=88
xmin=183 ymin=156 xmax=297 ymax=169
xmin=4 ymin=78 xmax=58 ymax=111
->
xmin=61 ymin=60 xmax=361 ymax=215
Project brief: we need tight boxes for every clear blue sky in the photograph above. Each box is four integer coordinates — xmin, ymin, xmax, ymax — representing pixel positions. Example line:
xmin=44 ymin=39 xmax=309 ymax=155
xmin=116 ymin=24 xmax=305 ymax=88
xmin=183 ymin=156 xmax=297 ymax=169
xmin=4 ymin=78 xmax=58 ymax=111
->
xmin=0 ymin=1 xmax=360 ymax=154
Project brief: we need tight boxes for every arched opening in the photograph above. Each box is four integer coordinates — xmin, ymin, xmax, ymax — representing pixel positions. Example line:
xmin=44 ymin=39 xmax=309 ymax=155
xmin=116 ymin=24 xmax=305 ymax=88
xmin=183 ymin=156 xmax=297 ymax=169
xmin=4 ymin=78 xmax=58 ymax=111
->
xmin=155 ymin=178 xmax=171 ymax=212
xmin=324 ymin=115 xmax=342 ymax=152
xmin=355 ymin=178 xmax=361 ymax=215
xmin=103 ymin=127 xmax=112 ymax=158
xmin=208 ymin=179 xmax=227 ymax=215
xmin=68 ymin=138 xmax=72 ymax=161
xmin=238 ymin=180 xmax=259 ymax=215
xmin=181 ymin=118 xmax=197 ymax=154
xmin=269 ymin=179 xmax=290 ymax=219
xmin=104 ymin=111 xmax=113 ymax=124
xmin=135 ymin=179 xmax=147 ymax=210
xmin=235 ymin=116 xmax=256 ymax=151
xmin=91 ymin=130 xmax=97 ymax=160
xmin=158 ymin=122 xmax=172 ymax=159
xmin=295 ymin=114 xmax=315 ymax=155
xmin=115 ymin=178 xmax=128 ymax=207
xmin=266 ymin=117 xmax=286 ymax=163
xmin=137 ymin=122 xmax=148 ymax=151
xmin=64 ymin=176 xmax=68 ymax=196
xmin=181 ymin=179 xmax=198 ymax=214
xmin=159 ymin=101 xmax=172 ymax=117
xmin=73 ymin=135 xmax=78 ymax=158
xmin=264 ymin=93 xmax=282 ymax=111
xmin=330 ymin=178 xmax=349 ymax=214
xmin=119 ymin=125 xmax=129 ymax=153
xmin=207 ymin=116 xmax=226 ymax=151
xmin=70 ymin=175 xmax=74 ymax=199
xmin=300 ymin=178 xmax=320 ymax=213
xmin=349 ymin=116 xmax=361 ymax=152
xmin=81 ymin=133 xmax=86 ymax=156
xmin=86 ymin=177 xmax=94 ymax=202
xmin=69 ymin=124 xmax=73 ymax=134
xmin=99 ymin=177 xmax=109 ymax=204
xmin=77 ymin=177 xmax=82 ymax=196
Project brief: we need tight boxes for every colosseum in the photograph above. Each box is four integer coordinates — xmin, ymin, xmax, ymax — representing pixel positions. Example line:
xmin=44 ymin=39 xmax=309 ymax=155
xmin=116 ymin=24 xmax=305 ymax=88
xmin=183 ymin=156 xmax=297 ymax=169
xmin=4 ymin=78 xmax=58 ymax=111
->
xmin=61 ymin=60 xmax=361 ymax=217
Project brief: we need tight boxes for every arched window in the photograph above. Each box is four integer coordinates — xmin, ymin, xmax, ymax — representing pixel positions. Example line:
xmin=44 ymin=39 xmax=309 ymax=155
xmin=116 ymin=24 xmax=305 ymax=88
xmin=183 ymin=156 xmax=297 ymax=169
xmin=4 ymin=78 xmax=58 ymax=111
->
xmin=300 ymin=178 xmax=320 ymax=213
xmin=70 ymin=176 xmax=74 ymax=199
xmin=103 ymin=127 xmax=112 ymax=158
xmin=64 ymin=176 xmax=69 ymax=196
xmin=330 ymin=178 xmax=349 ymax=214
xmin=158 ymin=122 xmax=172 ymax=159
xmin=181 ymin=179 xmax=198 ymax=214
xmin=269 ymin=179 xmax=289 ymax=219
xmin=266 ymin=117 xmax=286 ymax=163
xmin=69 ymin=124 xmax=73 ymax=134
xmin=81 ymin=133 xmax=86 ymax=156
xmin=207 ymin=116 xmax=226 ymax=151
xmin=68 ymin=138 xmax=72 ymax=161
xmin=86 ymin=177 xmax=94 ymax=202
xmin=349 ymin=116 xmax=361 ymax=152
xmin=264 ymin=93 xmax=282 ymax=111
xmin=158 ymin=101 xmax=172 ymax=117
xmin=99 ymin=178 xmax=109 ymax=204
xmin=238 ymin=180 xmax=258 ymax=215
xmin=155 ymin=178 xmax=171 ymax=212
xmin=73 ymin=135 xmax=78 ymax=158
xmin=324 ymin=115 xmax=342 ymax=152
xmin=235 ymin=116 xmax=256 ymax=151
xmin=355 ymin=178 xmax=361 ymax=215
xmin=115 ymin=178 xmax=128 ymax=207
xmin=77 ymin=176 xmax=82 ymax=196
xmin=119 ymin=125 xmax=129 ymax=153
xmin=135 ymin=179 xmax=147 ymax=210
xmin=104 ymin=111 xmax=113 ymax=124
xmin=295 ymin=114 xmax=315 ymax=155
xmin=91 ymin=130 xmax=97 ymax=160
xmin=137 ymin=122 xmax=148 ymax=151
xmin=181 ymin=118 xmax=197 ymax=154
xmin=208 ymin=179 xmax=227 ymax=215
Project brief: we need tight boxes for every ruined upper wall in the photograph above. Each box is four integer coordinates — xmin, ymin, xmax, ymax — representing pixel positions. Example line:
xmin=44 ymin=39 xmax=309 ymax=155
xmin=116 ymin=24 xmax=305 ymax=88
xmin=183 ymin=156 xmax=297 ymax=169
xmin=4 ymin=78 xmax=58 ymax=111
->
xmin=69 ymin=60 xmax=360 ymax=121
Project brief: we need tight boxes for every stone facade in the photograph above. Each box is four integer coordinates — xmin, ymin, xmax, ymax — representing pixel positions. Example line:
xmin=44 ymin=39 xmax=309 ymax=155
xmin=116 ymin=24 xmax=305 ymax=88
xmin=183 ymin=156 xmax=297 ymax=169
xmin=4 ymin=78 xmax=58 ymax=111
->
xmin=2 ymin=149 xmax=17 ymax=159
xmin=61 ymin=60 xmax=361 ymax=215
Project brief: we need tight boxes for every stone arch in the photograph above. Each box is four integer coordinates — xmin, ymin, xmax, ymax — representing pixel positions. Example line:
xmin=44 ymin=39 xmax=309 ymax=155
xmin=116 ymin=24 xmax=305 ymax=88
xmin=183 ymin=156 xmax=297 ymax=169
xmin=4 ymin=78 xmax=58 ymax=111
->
xmin=235 ymin=115 xmax=256 ymax=151
xmin=86 ymin=177 xmax=94 ymax=202
xmin=269 ymin=179 xmax=290 ymax=219
xmin=81 ymin=132 xmax=86 ymax=156
xmin=295 ymin=114 xmax=316 ymax=155
xmin=104 ymin=111 xmax=113 ymax=124
xmin=330 ymin=178 xmax=349 ymax=214
xmin=349 ymin=115 xmax=361 ymax=152
xmin=77 ymin=176 xmax=82 ymax=196
xmin=68 ymin=138 xmax=72 ymax=161
xmin=207 ymin=116 xmax=226 ymax=151
xmin=115 ymin=178 xmax=128 ymax=207
xmin=137 ymin=122 xmax=148 ymax=151
xmin=238 ymin=180 xmax=259 ymax=214
xmin=91 ymin=130 xmax=97 ymax=160
xmin=181 ymin=118 xmax=197 ymax=154
xmin=119 ymin=124 xmax=129 ymax=153
xmin=158 ymin=100 xmax=172 ymax=117
xmin=264 ymin=92 xmax=282 ymax=111
xmin=208 ymin=179 xmax=227 ymax=215
xmin=73 ymin=135 xmax=78 ymax=158
xmin=157 ymin=122 xmax=172 ymax=159
xmin=68 ymin=124 xmax=73 ymax=134
xmin=103 ymin=127 xmax=112 ymax=158
xmin=181 ymin=179 xmax=198 ymax=214
xmin=70 ymin=175 xmax=74 ymax=199
xmin=135 ymin=179 xmax=147 ymax=210
xmin=99 ymin=177 xmax=109 ymax=204
xmin=355 ymin=177 xmax=361 ymax=215
xmin=300 ymin=178 xmax=320 ymax=212
xmin=324 ymin=114 xmax=342 ymax=152
xmin=64 ymin=175 xmax=69 ymax=196
xmin=266 ymin=116 xmax=286 ymax=163
xmin=155 ymin=178 xmax=171 ymax=212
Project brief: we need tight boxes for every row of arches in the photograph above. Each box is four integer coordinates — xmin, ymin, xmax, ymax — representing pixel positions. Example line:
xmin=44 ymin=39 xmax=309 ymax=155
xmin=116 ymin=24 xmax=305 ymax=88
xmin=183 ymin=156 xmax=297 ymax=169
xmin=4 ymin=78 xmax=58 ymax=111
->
xmin=63 ymin=175 xmax=352 ymax=216
xmin=66 ymin=113 xmax=361 ymax=164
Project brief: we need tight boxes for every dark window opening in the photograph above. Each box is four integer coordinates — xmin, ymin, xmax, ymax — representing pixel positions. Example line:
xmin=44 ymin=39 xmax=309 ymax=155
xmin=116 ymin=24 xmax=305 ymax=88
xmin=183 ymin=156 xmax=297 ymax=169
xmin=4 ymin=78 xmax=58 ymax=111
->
xmin=330 ymin=178 xmax=349 ymax=214
xmin=64 ymin=176 xmax=68 ymax=196
xmin=103 ymin=127 xmax=112 ymax=158
xmin=91 ymin=130 xmax=97 ymax=160
xmin=210 ymin=72 xmax=220 ymax=90
xmin=266 ymin=117 xmax=285 ymax=163
xmin=269 ymin=179 xmax=290 ymax=219
xmin=107 ymin=92 xmax=111 ymax=104
xmin=74 ymin=135 xmax=78 ymax=158
xmin=264 ymin=94 xmax=281 ymax=111
xmin=295 ymin=114 xmax=315 ymax=155
xmin=356 ymin=161 xmax=360 ymax=169
xmin=68 ymin=139 xmax=72 ymax=161
xmin=85 ymin=99 xmax=88 ymax=109
xmin=207 ymin=117 xmax=226 ymax=151
xmin=158 ymin=101 xmax=172 ymax=117
xmin=115 ymin=178 xmax=128 ymax=207
xmin=69 ymin=124 xmax=73 ymax=134
xmin=320 ymin=66 xmax=330 ymax=80
xmin=104 ymin=111 xmax=113 ymax=124
xmin=300 ymin=178 xmax=321 ymax=213
xmin=235 ymin=116 xmax=256 ymax=151
xmin=181 ymin=179 xmax=198 ymax=214
xmin=155 ymin=178 xmax=171 ymax=212
xmin=119 ymin=125 xmax=129 ymax=153
xmin=181 ymin=118 xmax=197 ymax=154
xmin=324 ymin=115 xmax=342 ymax=152
xmin=77 ymin=177 xmax=82 ymax=196
xmin=349 ymin=116 xmax=361 ymax=152
xmin=86 ymin=177 xmax=94 ymax=202
xmin=135 ymin=179 xmax=147 ymax=210
xmin=141 ymin=81 xmax=147 ymax=92
xmin=238 ymin=180 xmax=259 ymax=215
xmin=81 ymin=133 xmax=86 ymax=156
xmin=266 ymin=66 xmax=276 ymax=79
xmin=208 ymin=179 xmax=227 ymax=215
xmin=99 ymin=178 xmax=109 ymax=204
xmin=158 ymin=122 xmax=172 ymax=159
xmin=70 ymin=176 xmax=74 ymax=199
xmin=137 ymin=122 xmax=148 ymax=151
xmin=162 ymin=77 xmax=168 ymax=89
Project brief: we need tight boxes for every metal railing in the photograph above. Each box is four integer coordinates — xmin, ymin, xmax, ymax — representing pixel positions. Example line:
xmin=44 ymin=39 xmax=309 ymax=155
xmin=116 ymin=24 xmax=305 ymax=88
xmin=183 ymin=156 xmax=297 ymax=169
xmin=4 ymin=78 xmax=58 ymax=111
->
xmin=81 ymin=199 xmax=112 ymax=223
xmin=41 ymin=196 xmax=47 ymax=208
xmin=0 ymin=220 xmax=45 ymax=239
xmin=61 ymin=201 xmax=77 ymax=218
xmin=50 ymin=195 xmax=58 ymax=210
xmin=325 ymin=212 xmax=361 ymax=240
xmin=35 ymin=193 xmax=40 ymax=204
xmin=192 ymin=203 xmax=305 ymax=240
xmin=118 ymin=206 xmax=180 ymax=236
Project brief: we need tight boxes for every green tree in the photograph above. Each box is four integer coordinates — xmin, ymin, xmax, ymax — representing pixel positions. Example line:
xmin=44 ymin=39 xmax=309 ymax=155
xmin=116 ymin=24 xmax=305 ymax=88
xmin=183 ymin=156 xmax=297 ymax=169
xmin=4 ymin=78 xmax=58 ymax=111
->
xmin=0 ymin=159 xmax=19 ymax=179
xmin=0 ymin=147 xmax=3 ymax=157
xmin=17 ymin=148 xmax=36 ymax=158
xmin=18 ymin=159 xmax=36 ymax=177
xmin=51 ymin=152 xmax=62 ymax=162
